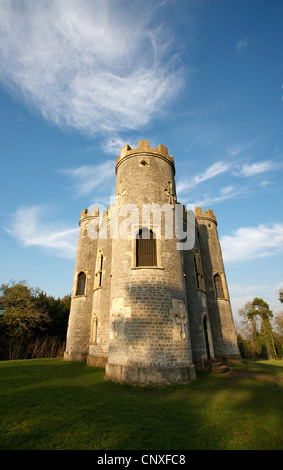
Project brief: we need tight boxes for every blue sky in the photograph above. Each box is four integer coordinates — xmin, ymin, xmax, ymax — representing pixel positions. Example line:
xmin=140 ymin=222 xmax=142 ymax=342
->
xmin=0 ymin=0 xmax=282 ymax=323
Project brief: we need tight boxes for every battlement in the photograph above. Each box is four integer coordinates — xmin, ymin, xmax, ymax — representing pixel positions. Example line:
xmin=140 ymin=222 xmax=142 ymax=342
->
xmin=115 ymin=140 xmax=175 ymax=174
xmin=79 ymin=206 xmax=100 ymax=224
xmin=66 ymin=140 xmax=240 ymax=381
xmin=195 ymin=207 xmax=217 ymax=225
xmin=80 ymin=206 xmax=99 ymax=218
xmin=79 ymin=205 xmax=116 ymax=227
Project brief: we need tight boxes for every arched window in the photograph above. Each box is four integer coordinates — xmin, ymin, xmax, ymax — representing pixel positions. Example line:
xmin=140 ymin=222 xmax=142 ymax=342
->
xmin=76 ymin=272 xmax=86 ymax=296
xmin=136 ymin=228 xmax=157 ymax=267
xmin=214 ymin=273 xmax=224 ymax=298
xmin=94 ymin=250 xmax=103 ymax=289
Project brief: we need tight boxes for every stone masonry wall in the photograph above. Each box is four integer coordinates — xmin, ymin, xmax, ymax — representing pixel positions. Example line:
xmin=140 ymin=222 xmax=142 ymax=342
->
xmin=64 ymin=210 xmax=98 ymax=361
xmin=196 ymin=208 xmax=240 ymax=360
xmin=64 ymin=141 xmax=240 ymax=383
xmin=105 ymin=141 xmax=195 ymax=383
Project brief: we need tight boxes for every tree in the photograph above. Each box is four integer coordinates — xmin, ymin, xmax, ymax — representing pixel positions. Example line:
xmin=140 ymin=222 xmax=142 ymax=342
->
xmin=250 ymin=298 xmax=277 ymax=359
xmin=237 ymin=333 xmax=253 ymax=359
xmin=40 ymin=293 xmax=71 ymax=338
xmin=273 ymin=311 xmax=283 ymax=359
xmin=0 ymin=280 xmax=70 ymax=360
xmin=238 ymin=297 xmax=278 ymax=359
xmin=274 ymin=311 xmax=283 ymax=332
xmin=0 ymin=280 xmax=50 ymax=338
xmin=279 ymin=290 xmax=283 ymax=304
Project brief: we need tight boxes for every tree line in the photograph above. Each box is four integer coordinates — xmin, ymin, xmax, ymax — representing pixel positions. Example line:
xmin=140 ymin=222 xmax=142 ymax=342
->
xmin=0 ymin=280 xmax=282 ymax=362
xmin=236 ymin=293 xmax=283 ymax=360
xmin=0 ymin=280 xmax=71 ymax=360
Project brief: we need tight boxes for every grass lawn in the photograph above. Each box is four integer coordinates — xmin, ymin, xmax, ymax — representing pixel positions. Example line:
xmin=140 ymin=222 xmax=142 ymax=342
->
xmin=0 ymin=358 xmax=282 ymax=450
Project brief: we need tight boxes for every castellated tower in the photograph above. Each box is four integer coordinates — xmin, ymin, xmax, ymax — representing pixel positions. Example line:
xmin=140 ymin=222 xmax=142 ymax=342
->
xmin=195 ymin=208 xmax=240 ymax=360
xmin=64 ymin=207 xmax=98 ymax=362
xmin=64 ymin=141 xmax=240 ymax=384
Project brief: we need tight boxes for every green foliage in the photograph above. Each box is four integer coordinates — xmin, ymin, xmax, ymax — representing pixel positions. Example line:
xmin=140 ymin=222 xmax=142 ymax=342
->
xmin=238 ymin=297 xmax=280 ymax=360
xmin=0 ymin=280 xmax=71 ymax=360
xmin=237 ymin=334 xmax=253 ymax=359
xmin=0 ymin=280 xmax=50 ymax=337
xmin=248 ymin=297 xmax=273 ymax=321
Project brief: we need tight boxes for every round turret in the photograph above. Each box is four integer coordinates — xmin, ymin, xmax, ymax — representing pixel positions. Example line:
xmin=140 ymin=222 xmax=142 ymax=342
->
xmin=64 ymin=208 xmax=99 ymax=362
xmin=195 ymin=207 xmax=240 ymax=360
xmin=105 ymin=141 xmax=196 ymax=384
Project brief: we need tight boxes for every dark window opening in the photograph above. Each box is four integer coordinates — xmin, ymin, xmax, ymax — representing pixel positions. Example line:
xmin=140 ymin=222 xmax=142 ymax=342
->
xmin=95 ymin=252 xmax=103 ymax=288
xmin=194 ymin=256 xmax=200 ymax=289
xmin=194 ymin=251 xmax=205 ymax=291
xmin=214 ymin=274 xmax=224 ymax=298
xmin=203 ymin=316 xmax=211 ymax=360
xmin=98 ymin=254 xmax=103 ymax=287
xmin=76 ymin=272 xmax=86 ymax=295
xmin=136 ymin=228 xmax=157 ymax=267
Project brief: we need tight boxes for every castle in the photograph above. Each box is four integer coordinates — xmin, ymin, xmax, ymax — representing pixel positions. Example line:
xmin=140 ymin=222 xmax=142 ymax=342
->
xmin=64 ymin=141 xmax=240 ymax=384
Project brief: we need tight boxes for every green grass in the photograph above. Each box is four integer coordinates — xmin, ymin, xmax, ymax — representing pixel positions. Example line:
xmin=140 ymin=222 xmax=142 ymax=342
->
xmin=0 ymin=358 xmax=282 ymax=450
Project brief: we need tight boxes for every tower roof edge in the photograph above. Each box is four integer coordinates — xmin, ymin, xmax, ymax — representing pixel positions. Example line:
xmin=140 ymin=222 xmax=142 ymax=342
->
xmin=195 ymin=207 xmax=217 ymax=224
xmin=115 ymin=140 xmax=175 ymax=174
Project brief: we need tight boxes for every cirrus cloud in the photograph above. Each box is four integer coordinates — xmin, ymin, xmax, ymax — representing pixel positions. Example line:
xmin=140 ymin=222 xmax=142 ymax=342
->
xmin=59 ymin=160 xmax=115 ymax=197
xmin=5 ymin=206 xmax=78 ymax=259
xmin=0 ymin=0 xmax=185 ymax=137
xmin=235 ymin=160 xmax=278 ymax=177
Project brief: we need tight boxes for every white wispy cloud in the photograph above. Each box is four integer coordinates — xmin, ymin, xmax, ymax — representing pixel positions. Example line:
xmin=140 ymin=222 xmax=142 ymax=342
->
xmin=176 ymin=135 xmax=280 ymax=204
xmin=194 ymin=185 xmax=244 ymax=207
xmin=177 ymin=139 xmax=257 ymax=195
xmin=226 ymin=142 xmax=248 ymax=157
xmin=236 ymin=39 xmax=247 ymax=51
xmin=221 ymin=223 xmax=283 ymax=263
xmin=235 ymin=160 xmax=278 ymax=177
xmin=5 ymin=206 xmax=78 ymax=259
xmin=0 ymin=0 xmax=184 ymax=137
xmin=194 ymin=161 xmax=232 ymax=184
xmin=230 ymin=282 xmax=283 ymax=320
xmin=60 ymin=160 xmax=115 ymax=197
xmin=177 ymin=160 xmax=232 ymax=194
xmin=103 ymin=137 xmax=131 ymax=155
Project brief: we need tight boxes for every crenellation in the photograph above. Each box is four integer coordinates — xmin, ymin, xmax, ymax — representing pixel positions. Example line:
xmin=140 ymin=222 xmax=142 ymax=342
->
xmin=115 ymin=140 xmax=174 ymax=175
xmin=195 ymin=207 xmax=217 ymax=225
xmin=79 ymin=207 xmax=100 ymax=225
xmin=64 ymin=140 xmax=240 ymax=384
xmin=80 ymin=208 xmax=88 ymax=219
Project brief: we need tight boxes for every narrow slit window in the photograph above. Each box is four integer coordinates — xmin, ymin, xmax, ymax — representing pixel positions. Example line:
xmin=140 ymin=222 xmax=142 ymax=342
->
xmin=98 ymin=254 xmax=103 ymax=287
xmin=95 ymin=251 xmax=103 ymax=288
xmin=90 ymin=311 xmax=98 ymax=344
xmin=203 ymin=316 xmax=211 ymax=360
xmin=194 ymin=250 xmax=205 ymax=291
xmin=76 ymin=272 xmax=86 ymax=295
xmin=136 ymin=228 xmax=157 ymax=267
xmin=194 ymin=255 xmax=200 ymax=289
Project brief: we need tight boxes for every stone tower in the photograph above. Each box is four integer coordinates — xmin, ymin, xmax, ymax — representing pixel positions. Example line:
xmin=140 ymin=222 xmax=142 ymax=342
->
xmin=64 ymin=141 xmax=240 ymax=384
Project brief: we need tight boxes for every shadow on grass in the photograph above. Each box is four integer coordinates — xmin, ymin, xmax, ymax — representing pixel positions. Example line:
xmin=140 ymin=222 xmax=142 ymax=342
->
xmin=0 ymin=359 xmax=282 ymax=450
